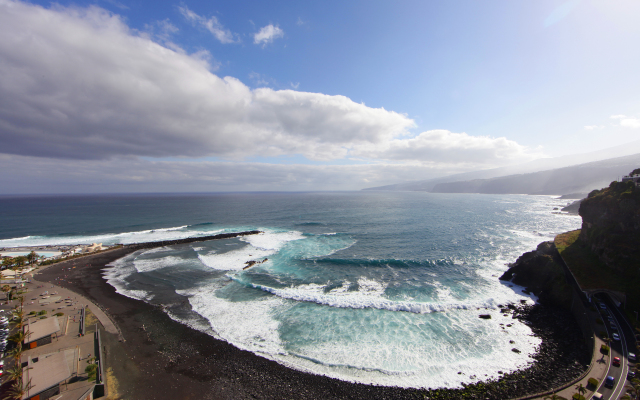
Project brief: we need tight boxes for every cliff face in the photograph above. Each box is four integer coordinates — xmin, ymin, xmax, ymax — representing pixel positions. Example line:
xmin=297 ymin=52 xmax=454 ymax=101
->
xmin=578 ymin=180 xmax=640 ymax=273
xmin=500 ymin=241 xmax=573 ymax=309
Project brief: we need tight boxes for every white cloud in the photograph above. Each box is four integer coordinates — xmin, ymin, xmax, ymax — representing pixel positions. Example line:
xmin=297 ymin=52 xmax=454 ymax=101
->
xmin=620 ymin=117 xmax=640 ymax=128
xmin=178 ymin=5 xmax=238 ymax=44
xmin=584 ymin=125 xmax=604 ymax=130
xmin=296 ymin=17 xmax=305 ymax=26
xmin=353 ymin=130 xmax=539 ymax=167
xmin=254 ymin=24 xmax=284 ymax=46
xmin=0 ymin=0 xmax=413 ymax=162
xmin=610 ymin=114 xmax=640 ymax=128
xmin=0 ymin=0 xmax=535 ymax=188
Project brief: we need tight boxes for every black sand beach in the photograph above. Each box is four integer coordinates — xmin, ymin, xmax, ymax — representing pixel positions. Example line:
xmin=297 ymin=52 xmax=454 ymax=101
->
xmin=34 ymin=244 xmax=590 ymax=400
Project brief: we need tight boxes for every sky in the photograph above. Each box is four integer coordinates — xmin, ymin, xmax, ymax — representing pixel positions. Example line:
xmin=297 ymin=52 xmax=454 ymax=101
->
xmin=1 ymin=0 xmax=640 ymax=194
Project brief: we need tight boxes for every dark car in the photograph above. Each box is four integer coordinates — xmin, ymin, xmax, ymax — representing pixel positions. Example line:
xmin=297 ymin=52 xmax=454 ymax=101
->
xmin=605 ymin=375 xmax=615 ymax=388
xmin=629 ymin=371 xmax=636 ymax=379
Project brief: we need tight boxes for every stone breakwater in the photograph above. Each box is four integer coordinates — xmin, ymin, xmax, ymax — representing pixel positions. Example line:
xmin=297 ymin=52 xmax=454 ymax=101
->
xmin=125 ymin=230 xmax=262 ymax=250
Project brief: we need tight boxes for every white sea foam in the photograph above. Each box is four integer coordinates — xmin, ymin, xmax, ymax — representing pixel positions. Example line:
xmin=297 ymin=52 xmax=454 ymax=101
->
xmin=249 ymin=277 xmax=533 ymax=314
xmin=265 ymin=305 xmax=540 ymax=389
xmin=177 ymin=285 xmax=288 ymax=356
xmin=198 ymin=247 xmax=273 ymax=271
xmin=0 ymin=225 xmax=224 ymax=247
xmin=102 ymin=252 xmax=154 ymax=301
xmin=240 ymin=230 xmax=305 ymax=250
xmin=197 ymin=230 xmax=306 ymax=270
xmin=133 ymin=255 xmax=188 ymax=273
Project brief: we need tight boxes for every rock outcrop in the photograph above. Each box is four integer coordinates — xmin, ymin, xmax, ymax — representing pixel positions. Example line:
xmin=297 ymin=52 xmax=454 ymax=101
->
xmin=578 ymin=179 xmax=640 ymax=272
xmin=561 ymin=199 xmax=582 ymax=214
xmin=578 ymin=175 xmax=640 ymax=309
xmin=500 ymin=241 xmax=573 ymax=308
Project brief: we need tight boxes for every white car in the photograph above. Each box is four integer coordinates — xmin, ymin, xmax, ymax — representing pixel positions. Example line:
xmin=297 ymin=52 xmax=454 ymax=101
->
xmin=612 ymin=332 xmax=620 ymax=341
xmin=630 ymin=352 xmax=636 ymax=361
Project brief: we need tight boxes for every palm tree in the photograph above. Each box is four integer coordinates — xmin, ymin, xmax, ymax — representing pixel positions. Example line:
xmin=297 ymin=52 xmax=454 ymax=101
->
xmin=1 ymin=256 xmax=14 ymax=271
xmin=544 ymin=392 xmax=564 ymax=400
xmin=626 ymin=378 xmax=640 ymax=400
xmin=575 ymin=383 xmax=587 ymax=399
xmin=12 ymin=256 xmax=26 ymax=284
xmin=622 ymin=386 xmax=637 ymax=400
xmin=7 ymin=330 xmax=26 ymax=348
xmin=2 ymin=284 xmax=10 ymax=303
xmin=3 ymin=363 xmax=24 ymax=383
xmin=2 ymin=378 xmax=33 ymax=400
xmin=6 ymin=347 xmax=23 ymax=364
xmin=11 ymin=309 xmax=25 ymax=330
xmin=26 ymin=251 xmax=38 ymax=266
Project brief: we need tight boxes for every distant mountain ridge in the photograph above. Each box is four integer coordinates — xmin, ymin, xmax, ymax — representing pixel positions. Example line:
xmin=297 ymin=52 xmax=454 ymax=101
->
xmin=364 ymin=140 xmax=640 ymax=193
xmin=364 ymin=150 xmax=640 ymax=196
xmin=430 ymin=153 xmax=640 ymax=195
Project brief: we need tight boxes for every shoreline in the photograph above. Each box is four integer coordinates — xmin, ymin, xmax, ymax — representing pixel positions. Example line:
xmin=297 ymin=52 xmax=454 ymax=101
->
xmin=33 ymin=241 xmax=590 ymax=399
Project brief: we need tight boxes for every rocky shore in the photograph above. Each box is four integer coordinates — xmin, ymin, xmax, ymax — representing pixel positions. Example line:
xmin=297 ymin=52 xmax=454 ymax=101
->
xmin=32 ymin=239 xmax=590 ymax=400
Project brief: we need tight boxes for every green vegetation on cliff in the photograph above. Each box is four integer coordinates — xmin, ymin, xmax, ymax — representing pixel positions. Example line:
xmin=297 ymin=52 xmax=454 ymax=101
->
xmin=579 ymin=177 xmax=640 ymax=312
xmin=554 ymin=230 xmax=624 ymax=290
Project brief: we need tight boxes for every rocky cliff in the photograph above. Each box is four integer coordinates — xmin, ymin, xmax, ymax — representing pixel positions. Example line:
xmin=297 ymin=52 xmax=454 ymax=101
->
xmin=500 ymin=241 xmax=573 ymax=308
xmin=578 ymin=179 xmax=640 ymax=273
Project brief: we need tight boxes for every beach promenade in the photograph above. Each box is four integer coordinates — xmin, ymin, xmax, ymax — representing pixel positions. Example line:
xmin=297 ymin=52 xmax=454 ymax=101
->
xmin=0 ymin=279 xmax=106 ymax=399
xmin=531 ymin=335 xmax=609 ymax=400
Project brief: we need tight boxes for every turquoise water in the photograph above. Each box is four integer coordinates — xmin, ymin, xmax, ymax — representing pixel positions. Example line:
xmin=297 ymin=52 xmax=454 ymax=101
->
xmin=0 ymin=192 xmax=582 ymax=388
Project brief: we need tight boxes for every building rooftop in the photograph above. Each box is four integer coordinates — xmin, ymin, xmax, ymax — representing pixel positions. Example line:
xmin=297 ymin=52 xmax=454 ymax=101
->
xmin=25 ymin=316 xmax=61 ymax=343
xmin=23 ymin=351 xmax=72 ymax=399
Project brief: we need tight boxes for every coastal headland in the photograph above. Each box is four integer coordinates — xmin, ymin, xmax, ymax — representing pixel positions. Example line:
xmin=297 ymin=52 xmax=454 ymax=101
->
xmin=28 ymin=231 xmax=590 ymax=400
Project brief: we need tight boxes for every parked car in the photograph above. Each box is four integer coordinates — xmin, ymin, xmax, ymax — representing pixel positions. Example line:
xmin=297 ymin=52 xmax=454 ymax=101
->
xmin=629 ymin=371 xmax=636 ymax=379
xmin=613 ymin=357 xmax=621 ymax=366
xmin=605 ymin=375 xmax=615 ymax=388
xmin=599 ymin=303 xmax=607 ymax=310
xmin=612 ymin=333 xmax=620 ymax=341
xmin=629 ymin=352 xmax=637 ymax=361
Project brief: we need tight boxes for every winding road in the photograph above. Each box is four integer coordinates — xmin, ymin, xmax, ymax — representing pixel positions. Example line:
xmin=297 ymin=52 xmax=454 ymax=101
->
xmin=595 ymin=294 xmax=636 ymax=400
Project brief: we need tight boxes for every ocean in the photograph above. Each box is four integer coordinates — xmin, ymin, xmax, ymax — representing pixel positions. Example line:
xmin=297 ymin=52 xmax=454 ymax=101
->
xmin=0 ymin=192 xmax=582 ymax=388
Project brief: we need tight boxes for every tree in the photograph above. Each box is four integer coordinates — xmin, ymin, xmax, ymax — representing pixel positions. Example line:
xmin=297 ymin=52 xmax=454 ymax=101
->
xmin=13 ymin=256 xmax=27 ymax=283
xmin=544 ymin=392 xmax=565 ymax=400
xmin=7 ymin=330 xmax=26 ymax=347
xmin=11 ymin=307 xmax=25 ymax=330
xmin=85 ymin=363 xmax=98 ymax=381
xmin=575 ymin=383 xmax=587 ymax=398
xmin=1 ymin=256 xmax=14 ymax=270
xmin=2 ymin=377 xmax=33 ymax=400
xmin=6 ymin=347 xmax=23 ymax=364
xmin=26 ymin=251 xmax=38 ymax=266
xmin=2 ymin=284 xmax=9 ymax=303
xmin=3 ymin=363 xmax=24 ymax=383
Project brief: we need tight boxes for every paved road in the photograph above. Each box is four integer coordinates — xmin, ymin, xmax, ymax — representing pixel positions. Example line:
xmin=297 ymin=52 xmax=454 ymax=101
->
xmin=596 ymin=294 xmax=636 ymax=400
